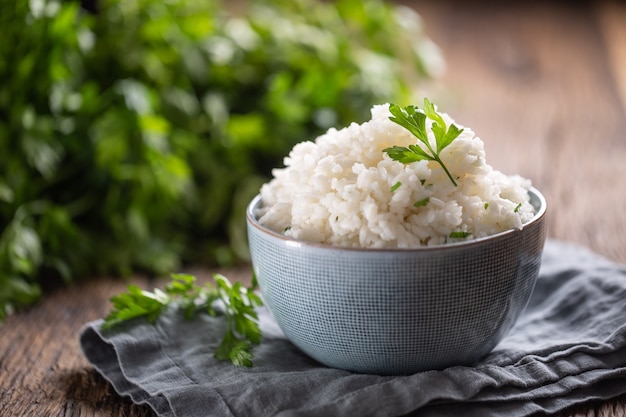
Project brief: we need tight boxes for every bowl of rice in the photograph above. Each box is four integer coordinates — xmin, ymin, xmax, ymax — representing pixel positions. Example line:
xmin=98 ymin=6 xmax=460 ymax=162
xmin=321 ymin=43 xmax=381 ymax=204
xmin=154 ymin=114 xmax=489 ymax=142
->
xmin=246 ymin=101 xmax=547 ymax=375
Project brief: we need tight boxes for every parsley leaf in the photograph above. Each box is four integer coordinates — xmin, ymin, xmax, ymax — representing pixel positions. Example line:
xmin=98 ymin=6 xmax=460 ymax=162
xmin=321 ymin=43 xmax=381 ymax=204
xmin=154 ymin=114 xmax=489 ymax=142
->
xmin=384 ymin=99 xmax=464 ymax=186
xmin=102 ymin=273 xmax=263 ymax=367
xmin=390 ymin=181 xmax=402 ymax=192
xmin=449 ymin=231 xmax=472 ymax=239
xmin=413 ymin=197 xmax=430 ymax=208
xmin=103 ymin=285 xmax=169 ymax=328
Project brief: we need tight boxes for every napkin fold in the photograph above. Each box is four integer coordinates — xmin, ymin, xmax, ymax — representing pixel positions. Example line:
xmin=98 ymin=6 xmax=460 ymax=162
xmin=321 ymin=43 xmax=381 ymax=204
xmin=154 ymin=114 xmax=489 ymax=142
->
xmin=80 ymin=240 xmax=626 ymax=417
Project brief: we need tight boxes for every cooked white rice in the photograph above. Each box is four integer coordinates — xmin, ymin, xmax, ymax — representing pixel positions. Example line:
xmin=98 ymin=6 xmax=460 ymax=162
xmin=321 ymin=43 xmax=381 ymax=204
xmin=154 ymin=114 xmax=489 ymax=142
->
xmin=257 ymin=103 xmax=534 ymax=248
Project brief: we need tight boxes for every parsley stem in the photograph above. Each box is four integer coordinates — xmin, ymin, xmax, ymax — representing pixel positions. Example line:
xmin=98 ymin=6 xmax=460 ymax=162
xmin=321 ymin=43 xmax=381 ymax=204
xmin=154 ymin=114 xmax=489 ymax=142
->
xmin=433 ymin=155 xmax=457 ymax=186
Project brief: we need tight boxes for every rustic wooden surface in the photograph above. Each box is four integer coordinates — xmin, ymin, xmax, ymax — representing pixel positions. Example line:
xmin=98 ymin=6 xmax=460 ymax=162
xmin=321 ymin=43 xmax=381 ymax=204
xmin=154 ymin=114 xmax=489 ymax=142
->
xmin=2 ymin=0 xmax=626 ymax=416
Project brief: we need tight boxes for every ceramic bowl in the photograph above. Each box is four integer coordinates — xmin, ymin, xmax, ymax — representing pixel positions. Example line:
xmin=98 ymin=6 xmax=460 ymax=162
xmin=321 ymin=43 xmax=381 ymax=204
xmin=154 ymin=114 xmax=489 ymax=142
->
xmin=246 ymin=188 xmax=547 ymax=375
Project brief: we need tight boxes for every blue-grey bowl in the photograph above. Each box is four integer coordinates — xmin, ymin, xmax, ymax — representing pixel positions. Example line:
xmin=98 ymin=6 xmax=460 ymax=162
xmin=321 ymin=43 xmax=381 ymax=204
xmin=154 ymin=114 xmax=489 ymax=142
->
xmin=246 ymin=188 xmax=547 ymax=375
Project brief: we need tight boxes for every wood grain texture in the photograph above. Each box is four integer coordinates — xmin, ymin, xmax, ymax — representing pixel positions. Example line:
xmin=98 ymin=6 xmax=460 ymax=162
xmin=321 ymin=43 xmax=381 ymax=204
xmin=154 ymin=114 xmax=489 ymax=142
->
xmin=597 ymin=0 xmax=626 ymax=116
xmin=2 ymin=0 xmax=625 ymax=416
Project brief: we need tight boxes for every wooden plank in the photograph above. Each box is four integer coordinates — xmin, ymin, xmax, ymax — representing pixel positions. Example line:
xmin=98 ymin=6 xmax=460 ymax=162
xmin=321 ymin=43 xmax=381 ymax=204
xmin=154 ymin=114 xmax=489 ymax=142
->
xmin=0 ymin=277 xmax=154 ymax=416
xmin=596 ymin=0 xmax=626 ymax=115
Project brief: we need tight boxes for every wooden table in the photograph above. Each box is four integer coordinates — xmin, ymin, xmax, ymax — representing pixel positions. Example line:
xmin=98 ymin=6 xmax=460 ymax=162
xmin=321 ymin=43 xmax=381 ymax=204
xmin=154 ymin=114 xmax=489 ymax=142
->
xmin=2 ymin=0 xmax=626 ymax=415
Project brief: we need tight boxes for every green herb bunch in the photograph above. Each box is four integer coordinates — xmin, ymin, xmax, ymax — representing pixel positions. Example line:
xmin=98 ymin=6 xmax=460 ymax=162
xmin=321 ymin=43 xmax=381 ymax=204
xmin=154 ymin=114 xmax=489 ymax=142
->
xmin=0 ymin=0 xmax=440 ymax=320
xmin=103 ymin=273 xmax=263 ymax=367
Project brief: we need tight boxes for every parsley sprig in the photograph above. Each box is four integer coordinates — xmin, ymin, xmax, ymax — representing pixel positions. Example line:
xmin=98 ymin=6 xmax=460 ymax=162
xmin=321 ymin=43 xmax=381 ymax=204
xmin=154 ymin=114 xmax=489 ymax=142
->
xmin=384 ymin=99 xmax=464 ymax=186
xmin=102 ymin=273 xmax=263 ymax=367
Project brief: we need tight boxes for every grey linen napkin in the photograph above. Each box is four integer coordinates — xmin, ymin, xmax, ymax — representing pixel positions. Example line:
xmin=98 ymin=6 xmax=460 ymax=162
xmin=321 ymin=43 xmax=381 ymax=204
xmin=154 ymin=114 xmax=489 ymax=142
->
xmin=80 ymin=240 xmax=626 ymax=417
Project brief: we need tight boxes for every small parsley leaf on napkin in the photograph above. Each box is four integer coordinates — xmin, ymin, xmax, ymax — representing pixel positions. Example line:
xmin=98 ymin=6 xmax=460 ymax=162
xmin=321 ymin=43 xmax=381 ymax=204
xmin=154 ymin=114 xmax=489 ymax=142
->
xmin=102 ymin=273 xmax=263 ymax=367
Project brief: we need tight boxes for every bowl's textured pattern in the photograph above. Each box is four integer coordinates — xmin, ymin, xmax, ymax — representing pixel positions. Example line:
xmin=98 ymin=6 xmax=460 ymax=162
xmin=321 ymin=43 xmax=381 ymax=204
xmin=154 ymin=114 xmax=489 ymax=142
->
xmin=247 ymin=190 xmax=547 ymax=375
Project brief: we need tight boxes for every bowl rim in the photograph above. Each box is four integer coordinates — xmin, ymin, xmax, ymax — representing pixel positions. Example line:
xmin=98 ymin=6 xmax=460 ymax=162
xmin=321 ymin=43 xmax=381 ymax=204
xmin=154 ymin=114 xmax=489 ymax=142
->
xmin=246 ymin=187 xmax=547 ymax=252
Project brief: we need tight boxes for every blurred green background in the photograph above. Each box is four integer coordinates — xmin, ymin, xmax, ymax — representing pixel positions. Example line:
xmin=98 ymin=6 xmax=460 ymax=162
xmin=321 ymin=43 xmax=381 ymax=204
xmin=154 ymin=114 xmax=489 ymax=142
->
xmin=0 ymin=0 xmax=442 ymax=320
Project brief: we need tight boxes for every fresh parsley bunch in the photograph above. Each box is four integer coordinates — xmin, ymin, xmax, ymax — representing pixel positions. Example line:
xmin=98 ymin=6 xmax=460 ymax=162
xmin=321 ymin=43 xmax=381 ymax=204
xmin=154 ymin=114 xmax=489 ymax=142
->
xmin=103 ymin=273 xmax=263 ymax=367
xmin=0 ymin=0 xmax=440 ymax=323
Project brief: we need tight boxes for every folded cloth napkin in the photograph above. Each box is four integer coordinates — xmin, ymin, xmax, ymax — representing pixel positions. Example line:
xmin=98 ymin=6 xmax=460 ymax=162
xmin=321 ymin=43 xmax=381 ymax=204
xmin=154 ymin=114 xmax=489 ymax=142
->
xmin=80 ymin=240 xmax=626 ymax=417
